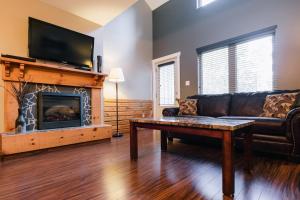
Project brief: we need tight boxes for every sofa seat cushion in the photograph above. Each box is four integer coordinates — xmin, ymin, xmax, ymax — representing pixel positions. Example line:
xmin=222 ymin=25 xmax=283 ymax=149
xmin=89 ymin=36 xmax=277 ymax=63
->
xmin=188 ymin=94 xmax=231 ymax=117
xmin=218 ymin=116 xmax=286 ymax=137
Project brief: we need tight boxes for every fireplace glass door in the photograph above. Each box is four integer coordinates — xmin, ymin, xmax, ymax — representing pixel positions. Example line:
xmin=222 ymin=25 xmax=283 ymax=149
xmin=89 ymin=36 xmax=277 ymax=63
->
xmin=38 ymin=92 xmax=83 ymax=130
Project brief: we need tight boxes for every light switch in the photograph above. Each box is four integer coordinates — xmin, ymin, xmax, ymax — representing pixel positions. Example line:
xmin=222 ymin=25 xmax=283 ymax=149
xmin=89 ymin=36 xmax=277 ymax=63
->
xmin=185 ymin=81 xmax=190 ymax=86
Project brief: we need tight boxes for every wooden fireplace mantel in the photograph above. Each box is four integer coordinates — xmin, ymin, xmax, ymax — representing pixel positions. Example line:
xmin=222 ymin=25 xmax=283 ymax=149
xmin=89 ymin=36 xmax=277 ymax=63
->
xmin=1 ymin=57 xmax=109 ymax=131
xmin=0 ymin=57 xmax=112 ymax=157
xmin=0 ymin=57 xmax=107 ymax=88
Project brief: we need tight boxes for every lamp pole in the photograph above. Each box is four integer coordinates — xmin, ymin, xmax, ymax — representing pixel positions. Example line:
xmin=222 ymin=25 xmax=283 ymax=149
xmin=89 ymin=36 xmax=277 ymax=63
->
xmin=114 ymin=81 xmax=122 ymax=137
xmin=108 ymin=68 xmax=124 ymax=138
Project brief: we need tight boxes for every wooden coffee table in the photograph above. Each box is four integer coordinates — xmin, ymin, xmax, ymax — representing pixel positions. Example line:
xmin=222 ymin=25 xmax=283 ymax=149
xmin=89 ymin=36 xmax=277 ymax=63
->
xmin=129 ymin=117 xmax=254 ymax=198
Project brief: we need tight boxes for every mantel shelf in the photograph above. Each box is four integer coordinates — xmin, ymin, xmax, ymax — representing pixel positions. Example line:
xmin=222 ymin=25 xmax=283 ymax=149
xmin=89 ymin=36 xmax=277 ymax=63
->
xmin=0 ymin=57 xmax=107 ymax=89
xmin=0 ymin=57 xmax=107 ymax=77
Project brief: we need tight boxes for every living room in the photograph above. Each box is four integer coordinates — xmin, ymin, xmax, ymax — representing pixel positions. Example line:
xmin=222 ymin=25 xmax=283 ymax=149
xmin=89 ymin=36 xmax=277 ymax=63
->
xmin=0 ymin=0 xmax=299 ymax=199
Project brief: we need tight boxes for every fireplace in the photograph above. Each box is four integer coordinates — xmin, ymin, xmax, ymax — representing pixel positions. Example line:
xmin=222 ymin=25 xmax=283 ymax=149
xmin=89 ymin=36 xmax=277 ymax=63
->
xmin=38 ymin=92 xmax=83 ymax=130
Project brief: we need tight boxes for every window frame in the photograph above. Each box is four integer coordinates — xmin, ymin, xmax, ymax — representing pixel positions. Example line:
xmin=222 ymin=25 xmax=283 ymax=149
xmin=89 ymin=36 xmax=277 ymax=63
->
xmin=197 ymin=26 xmax=277 ymax=95
xmin=152 ymin=52 xmax=181 ymax=119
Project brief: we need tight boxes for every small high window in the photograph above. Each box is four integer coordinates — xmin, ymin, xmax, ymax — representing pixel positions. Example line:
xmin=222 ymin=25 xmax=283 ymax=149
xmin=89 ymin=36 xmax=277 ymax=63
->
xmin=197 ymin=0 xmax=216 ymax=8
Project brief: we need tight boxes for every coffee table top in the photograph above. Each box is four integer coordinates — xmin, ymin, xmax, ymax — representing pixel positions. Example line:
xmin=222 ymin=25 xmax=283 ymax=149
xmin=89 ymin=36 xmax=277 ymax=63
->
xmin=130 ymin=116 xmax=254 ymax=131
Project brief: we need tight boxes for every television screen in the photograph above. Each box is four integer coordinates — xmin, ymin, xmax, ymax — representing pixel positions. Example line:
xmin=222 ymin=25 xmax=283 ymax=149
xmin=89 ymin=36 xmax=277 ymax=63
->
xmin=28 ymin=17 xmax=94 ymax=68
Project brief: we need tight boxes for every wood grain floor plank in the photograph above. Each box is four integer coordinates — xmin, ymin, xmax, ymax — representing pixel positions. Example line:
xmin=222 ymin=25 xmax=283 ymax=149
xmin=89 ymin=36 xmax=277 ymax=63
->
xmin=0 ymin=130 xmax=299 ymax=200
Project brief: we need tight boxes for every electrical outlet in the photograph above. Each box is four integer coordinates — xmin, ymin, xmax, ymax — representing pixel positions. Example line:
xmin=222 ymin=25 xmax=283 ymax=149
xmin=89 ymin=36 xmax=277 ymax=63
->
xmin=185 ymin=81 xmax=190 ymax=86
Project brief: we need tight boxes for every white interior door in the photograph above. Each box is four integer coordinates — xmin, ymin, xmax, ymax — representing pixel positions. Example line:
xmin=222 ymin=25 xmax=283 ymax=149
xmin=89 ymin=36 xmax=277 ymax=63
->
xmin=153 ymin=52 xmax=181 ymax=118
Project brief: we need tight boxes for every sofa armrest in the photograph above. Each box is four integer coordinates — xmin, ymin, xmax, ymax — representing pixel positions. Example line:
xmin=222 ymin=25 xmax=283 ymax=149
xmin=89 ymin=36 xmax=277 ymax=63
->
xmin=286 ymin=108 xmax=300 ymax=157
xmin=287 ymin=108 xmax=300 ymax=122
xmin=162 ymin=107 xmax=180 ymax=117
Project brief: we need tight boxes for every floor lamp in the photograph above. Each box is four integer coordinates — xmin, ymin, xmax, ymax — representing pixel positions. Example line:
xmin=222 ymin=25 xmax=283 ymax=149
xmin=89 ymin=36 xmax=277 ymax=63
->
xmin=108 ymin=68 xmax=125 ymax=137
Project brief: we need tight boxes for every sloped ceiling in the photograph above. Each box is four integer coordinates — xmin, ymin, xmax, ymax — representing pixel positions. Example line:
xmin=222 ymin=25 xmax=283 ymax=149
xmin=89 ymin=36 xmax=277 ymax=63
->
xmin=145 ymin=0 xmax=170 ymax=10
xmin=40 ymin=0 xmax=170 ymax=26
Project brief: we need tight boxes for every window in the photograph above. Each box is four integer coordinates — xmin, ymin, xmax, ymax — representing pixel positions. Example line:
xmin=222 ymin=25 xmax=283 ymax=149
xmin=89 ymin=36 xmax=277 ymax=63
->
xmin=201 ymin=47 xmax=229 ymax=94
xmin=197 ymin=0 xmax=216 ymax=8
xmin=197 ymin=26 xmax=276 ymax=95
xmin=236 ymin=36 xmax=273 ymax=92
xmin=159 ymin=62 xmax=175 ymax=105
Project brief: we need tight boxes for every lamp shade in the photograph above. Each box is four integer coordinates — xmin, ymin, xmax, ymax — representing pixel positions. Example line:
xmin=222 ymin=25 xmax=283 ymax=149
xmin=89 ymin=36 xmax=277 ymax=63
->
xmin=108 ymin=68 xmax=125 ymax=83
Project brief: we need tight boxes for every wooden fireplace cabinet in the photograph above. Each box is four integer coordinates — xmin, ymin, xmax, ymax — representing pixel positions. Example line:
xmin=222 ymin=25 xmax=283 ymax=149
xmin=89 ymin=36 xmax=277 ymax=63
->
xmin=0 ymin=57 xmax=112 ymax=157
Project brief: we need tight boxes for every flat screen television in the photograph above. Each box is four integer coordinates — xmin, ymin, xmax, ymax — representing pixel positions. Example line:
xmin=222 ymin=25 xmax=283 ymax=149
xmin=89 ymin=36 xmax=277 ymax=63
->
xmin=28 ymin=17 xmax=94 ymax=68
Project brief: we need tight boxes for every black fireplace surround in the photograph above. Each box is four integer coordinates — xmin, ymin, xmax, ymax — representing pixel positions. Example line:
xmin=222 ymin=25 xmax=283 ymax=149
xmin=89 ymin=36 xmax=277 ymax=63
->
xmin=38 ymin=92 xmax=83 ymax=130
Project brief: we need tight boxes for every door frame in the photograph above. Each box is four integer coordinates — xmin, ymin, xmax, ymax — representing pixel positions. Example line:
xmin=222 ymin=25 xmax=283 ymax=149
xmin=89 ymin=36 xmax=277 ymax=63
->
xmin=152 ymin=52 xmax=181 ymax=118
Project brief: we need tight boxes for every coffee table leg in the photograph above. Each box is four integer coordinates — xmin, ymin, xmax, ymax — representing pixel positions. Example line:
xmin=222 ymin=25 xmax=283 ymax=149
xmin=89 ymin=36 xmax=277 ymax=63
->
xmin=130 ymin=122 xmax=138 ymax=160
xmin=223 ymin=131 xmax=234 ymax=198
xmin=244 ymin=129 xmax=253 ymax=172
xmin=161 ymin=131 xmax=167 ymax=152
xmin=168 ymin=135 xmax=173 ymax=143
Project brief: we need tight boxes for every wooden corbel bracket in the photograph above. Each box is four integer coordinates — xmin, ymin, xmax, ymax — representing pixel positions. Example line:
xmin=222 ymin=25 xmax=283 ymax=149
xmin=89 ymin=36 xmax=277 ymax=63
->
xmin=19 ymin=64 xmax=25 ymax=78
xmin=4 ymin=61 xmax=11 ymax=77
xmin=93 ymin=75 xmax=105 ymax=87
xmin=94 ymin=75 xmax=100 ymax=85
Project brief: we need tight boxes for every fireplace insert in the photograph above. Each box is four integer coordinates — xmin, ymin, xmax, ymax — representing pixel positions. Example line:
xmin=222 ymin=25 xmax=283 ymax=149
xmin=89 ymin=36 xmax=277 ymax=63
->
xmin=38 ymin=92 xmax=83 ymax=130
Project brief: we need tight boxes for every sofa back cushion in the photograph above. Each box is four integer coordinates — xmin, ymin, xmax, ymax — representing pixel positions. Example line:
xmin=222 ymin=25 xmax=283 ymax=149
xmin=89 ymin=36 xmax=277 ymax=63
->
xmin=188 ymin=94 xmax=231 ymax=117
xmin=230 ymin=92 xmax=268 ymax=116
xmin=230 ymin=90 xmax=300 ymax=117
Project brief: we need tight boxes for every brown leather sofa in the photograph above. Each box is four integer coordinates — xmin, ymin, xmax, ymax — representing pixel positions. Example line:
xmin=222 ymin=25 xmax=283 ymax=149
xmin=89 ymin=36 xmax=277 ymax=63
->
xmin=162 ymin=90 xmax=300 ymax=161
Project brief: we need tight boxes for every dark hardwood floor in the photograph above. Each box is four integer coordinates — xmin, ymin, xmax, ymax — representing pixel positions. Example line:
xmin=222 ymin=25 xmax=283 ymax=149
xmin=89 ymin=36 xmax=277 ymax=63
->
xmin=0 ymin=130 xmax=299 ymax=200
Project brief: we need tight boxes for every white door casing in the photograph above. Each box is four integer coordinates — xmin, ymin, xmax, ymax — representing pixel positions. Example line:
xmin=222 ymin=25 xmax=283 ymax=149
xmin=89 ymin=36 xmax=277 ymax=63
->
xmin=152 ymin=52 xmax=181 ymax=118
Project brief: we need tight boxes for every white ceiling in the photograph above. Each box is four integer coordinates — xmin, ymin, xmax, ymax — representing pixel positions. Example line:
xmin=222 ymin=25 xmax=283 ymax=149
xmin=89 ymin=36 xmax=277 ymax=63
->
xmin=145 ymin=0 xmax=170 ymax=10
xmin=40 ymin=0 xmax=170 ymax=26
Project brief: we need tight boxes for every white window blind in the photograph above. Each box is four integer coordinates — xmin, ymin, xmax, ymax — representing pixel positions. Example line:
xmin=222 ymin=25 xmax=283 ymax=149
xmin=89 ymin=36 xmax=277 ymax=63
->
xmin=197 ymin=26 xmax=276 ymax=95
xmin=159 ymin=62 xmax=175 ymax=106
xmin=236 ymin=36 xmax=273 ymax=92
xmin=201 ymin=47 xmax=229 ymax=94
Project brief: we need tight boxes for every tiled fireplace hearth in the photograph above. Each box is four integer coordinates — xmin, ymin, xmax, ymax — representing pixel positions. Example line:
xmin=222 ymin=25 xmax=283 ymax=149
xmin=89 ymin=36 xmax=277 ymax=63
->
xmin=0 ymin=57 xmax=112 ymax=157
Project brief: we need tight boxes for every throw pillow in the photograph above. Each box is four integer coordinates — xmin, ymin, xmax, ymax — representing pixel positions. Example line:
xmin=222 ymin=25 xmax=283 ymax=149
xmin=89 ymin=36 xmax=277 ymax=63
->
xmin=260 ymin=93 xmax=298 ymax=119
xmin=178 ymin=99 xmax=198 ymax=116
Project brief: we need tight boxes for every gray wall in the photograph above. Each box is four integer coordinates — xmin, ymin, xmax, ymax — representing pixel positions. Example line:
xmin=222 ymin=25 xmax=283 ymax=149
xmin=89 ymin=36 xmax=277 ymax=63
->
xmin=98 ymin=0 xmax=153 ymax=100
xmin=153 ymin=0 xmax=300 ymax=98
